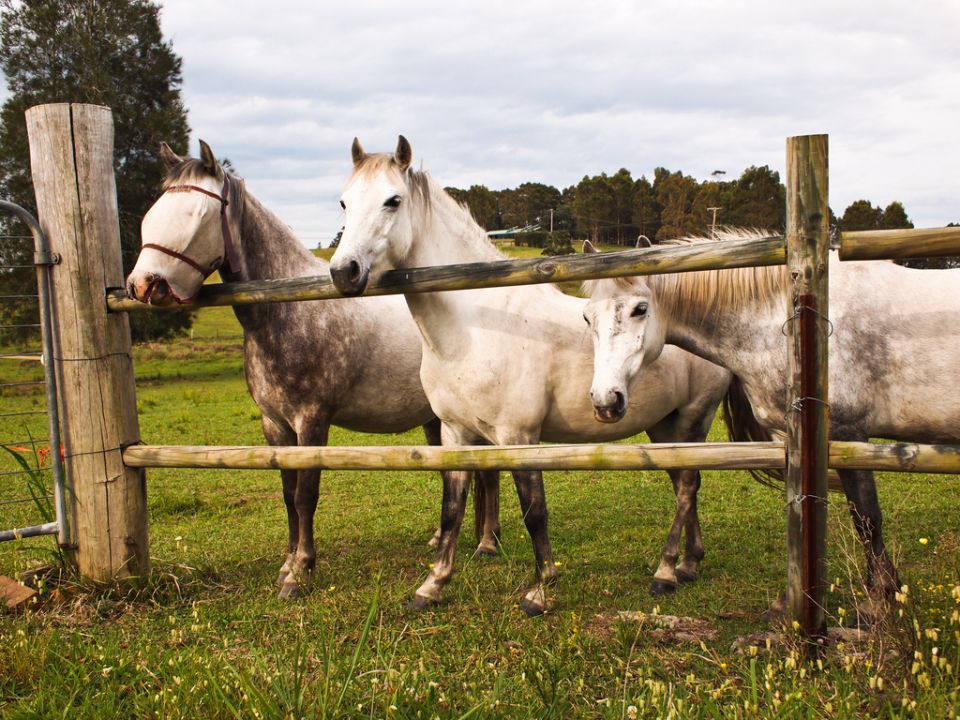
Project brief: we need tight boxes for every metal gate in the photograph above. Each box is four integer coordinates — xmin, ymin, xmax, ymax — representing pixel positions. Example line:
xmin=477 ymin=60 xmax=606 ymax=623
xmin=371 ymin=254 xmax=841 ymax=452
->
xmin=0 ymin=200 xmax=66 ymax=544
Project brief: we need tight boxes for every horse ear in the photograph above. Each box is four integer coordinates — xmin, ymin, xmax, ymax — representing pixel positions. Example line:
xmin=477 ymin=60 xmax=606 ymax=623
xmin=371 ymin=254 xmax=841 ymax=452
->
xmin=351 ymin=137 xmax=366 ymax=167
xmin=636 ymin=235 xmax=652 ymax=249
xmin=582 ymin=240 xmax=598 ymax=254
xmin=159 ymin=142 xmax=182 ymax=169
xmin=199 ymin=140 xmax=219 ymax=176
xmin=395 ymin=135 xmax=412 ymax=171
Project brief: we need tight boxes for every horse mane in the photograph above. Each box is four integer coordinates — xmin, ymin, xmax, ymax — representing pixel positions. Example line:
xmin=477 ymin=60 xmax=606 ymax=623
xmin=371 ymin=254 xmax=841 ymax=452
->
xmin=584 ymin=229 xmax=789 ymax=326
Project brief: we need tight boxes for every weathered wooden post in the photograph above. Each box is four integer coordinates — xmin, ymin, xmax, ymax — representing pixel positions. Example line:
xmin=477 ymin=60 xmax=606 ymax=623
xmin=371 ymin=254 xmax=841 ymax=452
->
xmin=784 ymin=134 xmax=830 ymax=637
xmin=25 ymin=103 xmax=148 ymax=582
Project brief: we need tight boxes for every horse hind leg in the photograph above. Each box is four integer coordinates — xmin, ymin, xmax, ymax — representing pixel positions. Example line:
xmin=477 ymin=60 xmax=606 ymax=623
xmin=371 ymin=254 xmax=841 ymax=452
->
xmin=837 ymin=468 xmax=901 ymax=623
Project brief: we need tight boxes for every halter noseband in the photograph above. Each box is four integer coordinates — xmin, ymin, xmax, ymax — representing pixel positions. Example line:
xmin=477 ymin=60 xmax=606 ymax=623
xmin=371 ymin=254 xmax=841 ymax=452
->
xmin=142 ymin=174 xmax=241 ymax=279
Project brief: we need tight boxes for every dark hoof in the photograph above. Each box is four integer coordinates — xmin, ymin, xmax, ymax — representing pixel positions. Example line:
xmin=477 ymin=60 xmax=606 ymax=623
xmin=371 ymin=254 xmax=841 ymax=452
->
xmin=520 ymin=596 xmax=546 ymax=617
xmin=676 ymin=569 xmax=698 ymax=584
xmin=406 ymin=594 xmax=436 ymax=613
xmin=278 ymin=581 xmax=303 ymax=600
xmin=650 ymin=579 xmax=678 ymax=596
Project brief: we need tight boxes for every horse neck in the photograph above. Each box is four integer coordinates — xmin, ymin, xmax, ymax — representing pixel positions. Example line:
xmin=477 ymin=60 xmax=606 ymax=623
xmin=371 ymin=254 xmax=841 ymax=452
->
xmin=402 ymin=185 xmax=505 ymax=348
xmin=227 ymin=189 xmax=325 ymax=334
xmin=234 ymin=191 xmax=324 ymax=282
xmin=406 ymin=185 xmax=502 ymax=268
xmin=649 ymin=266 xmax=789 ymax=372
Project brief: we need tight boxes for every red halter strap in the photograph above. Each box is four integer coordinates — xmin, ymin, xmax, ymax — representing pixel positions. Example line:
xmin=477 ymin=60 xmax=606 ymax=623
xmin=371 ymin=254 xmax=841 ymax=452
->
xmin=147 ymin=175 xmax=240 ymax=278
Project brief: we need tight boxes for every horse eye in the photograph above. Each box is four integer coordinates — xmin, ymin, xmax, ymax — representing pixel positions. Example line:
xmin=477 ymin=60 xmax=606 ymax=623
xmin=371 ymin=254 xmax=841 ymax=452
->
xmin=631 ymin=303 xmax=648 ymax=318
xmin=339 ymin=200 xmax=346 ymax=210
xmin=384 ymin=195 xmax=402 ymax=208
xmin=582 ymin=313 xmax=591 ymax=326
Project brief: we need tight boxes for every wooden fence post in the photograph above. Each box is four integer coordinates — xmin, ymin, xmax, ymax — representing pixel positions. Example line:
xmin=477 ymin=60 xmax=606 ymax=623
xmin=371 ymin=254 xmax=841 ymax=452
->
xmin=784 ymin=134 xmax=830 ymax=637
xmin=25 ymin=103 xmax=148 ymax=582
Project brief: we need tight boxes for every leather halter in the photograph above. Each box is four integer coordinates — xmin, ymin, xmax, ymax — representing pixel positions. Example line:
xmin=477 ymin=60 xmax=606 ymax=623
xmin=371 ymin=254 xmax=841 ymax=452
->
xmin=142 ymin=174 xmax=240 ymax=278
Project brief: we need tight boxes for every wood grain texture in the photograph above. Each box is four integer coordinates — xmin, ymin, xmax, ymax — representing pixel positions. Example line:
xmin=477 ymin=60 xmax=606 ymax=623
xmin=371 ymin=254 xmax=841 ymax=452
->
xmin=107 ymin=235 xmax=786 ymax=312
xmin=26 ymin=103 xmax=148 ymax=583
xmin=123 ymin=442 xmax=787 ymax=471
xmin=839 ymin=226 xmax=960 ymax=261
xmin=784 ymin=134 xmax=830 ymax=637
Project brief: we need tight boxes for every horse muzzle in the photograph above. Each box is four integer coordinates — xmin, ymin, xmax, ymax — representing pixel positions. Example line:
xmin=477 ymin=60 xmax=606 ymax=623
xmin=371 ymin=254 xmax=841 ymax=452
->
xmin=592 ymin=390 xmax=627 ymax=424
xmin=329 ymin=258 xmax=370 ymax=296
xmin=126 ymin=273 xmax=188 ymax=307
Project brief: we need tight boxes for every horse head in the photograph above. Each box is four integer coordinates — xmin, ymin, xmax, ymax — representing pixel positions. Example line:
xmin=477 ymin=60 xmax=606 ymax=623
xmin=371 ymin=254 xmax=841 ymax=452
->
xmin=126 ymin=140 xmax=239 ymax=306
xmin=330 ymin=135 xmax=418 ymax=296
xmin=581 ymin=241 xmax=666 ymax=423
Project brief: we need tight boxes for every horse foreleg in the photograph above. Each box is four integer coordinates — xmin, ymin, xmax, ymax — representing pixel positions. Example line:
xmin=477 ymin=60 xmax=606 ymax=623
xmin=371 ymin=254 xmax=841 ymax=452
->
xmin=411 ymin=468 xmax=471 ymax=610
xmin=423 ymin=419 xmax=501 ymax=555
xmin=837 ymin=468 xmax=901 ymax=621
xmin=677 ymin=470 xmax=705 ymax=584
xmin=512 ymin=468 xmax=557 ymax=616
xmin=277 ymin=468 xmax=299 ymax=587
xmin=650 ymin=469 xmax=703 ymax=595
xmin=279 ymin=423 xmax=329 ymax=600
xmin=261 ymin=416 xmax=299 ymax=590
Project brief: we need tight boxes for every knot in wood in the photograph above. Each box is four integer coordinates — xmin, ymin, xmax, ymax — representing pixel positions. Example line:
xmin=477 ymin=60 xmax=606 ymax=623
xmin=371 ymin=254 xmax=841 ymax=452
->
xmin=534 ymin=261 xmax=558 ymax=278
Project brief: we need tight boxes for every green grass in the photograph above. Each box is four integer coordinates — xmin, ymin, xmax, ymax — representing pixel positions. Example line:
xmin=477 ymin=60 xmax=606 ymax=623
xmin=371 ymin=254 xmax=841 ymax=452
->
xmin=0 ymin=248 xmax=958 ymax=717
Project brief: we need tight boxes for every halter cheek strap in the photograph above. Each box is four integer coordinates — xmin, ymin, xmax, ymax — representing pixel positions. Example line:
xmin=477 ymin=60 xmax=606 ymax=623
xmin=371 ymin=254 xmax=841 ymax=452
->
xmin=146 ymin=175 xmax=240 ymax=278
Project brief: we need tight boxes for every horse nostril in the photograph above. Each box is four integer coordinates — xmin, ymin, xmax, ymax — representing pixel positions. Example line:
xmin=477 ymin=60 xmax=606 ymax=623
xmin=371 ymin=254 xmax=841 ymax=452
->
xmin=330 ymin=258 xmax=370 ymax=296
xmin=614 ymin=391 xmax=626 ymax=413
xmin=347 ymin=260 xmax=362 ymax=282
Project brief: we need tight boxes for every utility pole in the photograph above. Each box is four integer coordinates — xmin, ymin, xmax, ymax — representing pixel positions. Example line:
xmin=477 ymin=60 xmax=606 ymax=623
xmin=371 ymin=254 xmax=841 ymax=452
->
xmin=549 ymin=208 xmax=554 ymax=233
xmin=707 ymin=207 xmax=721 ymax=237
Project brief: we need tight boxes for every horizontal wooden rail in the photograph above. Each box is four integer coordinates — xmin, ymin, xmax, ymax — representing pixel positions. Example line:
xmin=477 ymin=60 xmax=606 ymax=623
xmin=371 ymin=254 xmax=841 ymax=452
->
xmin=839 ymin=226 xmax=960 ymax=261
xmin=107 ymin=235 xmax=786 ymax=312
xmin=123 ymin=440 xmax=960 ymax=474
xmin=830 ymin=440 xmax=960 ymax=473
xmin=124 ymin=442 xmax=786 ymax=471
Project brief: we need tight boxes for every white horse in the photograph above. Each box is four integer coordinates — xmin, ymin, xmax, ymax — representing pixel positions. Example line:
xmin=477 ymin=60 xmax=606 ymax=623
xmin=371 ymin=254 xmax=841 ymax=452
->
xmin=329 ymin=137 xmax=733 ymax=614
xmin=125 ymin=141 xmax=500 ymax=599
xmin=583 ymin=230 xmax=960 ymax=613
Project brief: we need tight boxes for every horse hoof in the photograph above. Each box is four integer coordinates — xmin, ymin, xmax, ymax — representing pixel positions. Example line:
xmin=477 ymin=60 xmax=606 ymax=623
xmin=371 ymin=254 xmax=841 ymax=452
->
xmin=278 ymin=581 xmax=303 ymax=600
xmin=520 ymin=596 xmax=546 ymax=617
xmin=650 ymin=579 xmax=678 ymax=596
xmin=476 ymin=541 xmax=498 ymax=557
xmin=520 ymin=586 xmax=547 ymax=616
xmin=676 ymin=568 xmax=698 ymax=584
xmin=276 ymin=571 xmax=290 ymax=588
xmin=406 ymin=594 xmax=437 ymax=612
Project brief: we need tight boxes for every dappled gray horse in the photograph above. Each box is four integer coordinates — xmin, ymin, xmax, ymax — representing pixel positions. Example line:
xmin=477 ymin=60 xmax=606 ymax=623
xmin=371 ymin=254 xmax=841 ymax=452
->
xmin=126 ymin=141 xmax=499 ymax=598
xmin=329 ymin=137 xmax=734 ymax=614
xmin=583 ymin=231 xmax=960 ymax=616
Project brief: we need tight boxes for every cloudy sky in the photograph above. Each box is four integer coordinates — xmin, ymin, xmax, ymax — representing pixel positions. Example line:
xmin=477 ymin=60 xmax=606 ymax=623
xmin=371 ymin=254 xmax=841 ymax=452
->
xmin=158 ymin=0 xmax=958 ymax=246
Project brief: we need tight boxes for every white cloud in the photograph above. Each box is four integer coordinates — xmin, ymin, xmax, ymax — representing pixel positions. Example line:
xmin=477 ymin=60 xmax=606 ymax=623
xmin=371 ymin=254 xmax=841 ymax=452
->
xmin=143 ymin=0 xmax=960 ymax=240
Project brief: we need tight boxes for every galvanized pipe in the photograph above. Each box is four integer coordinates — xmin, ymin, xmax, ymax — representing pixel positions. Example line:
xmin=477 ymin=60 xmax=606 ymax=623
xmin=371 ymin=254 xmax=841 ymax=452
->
xmin=0 ymin=199 xmax=67 ymax=546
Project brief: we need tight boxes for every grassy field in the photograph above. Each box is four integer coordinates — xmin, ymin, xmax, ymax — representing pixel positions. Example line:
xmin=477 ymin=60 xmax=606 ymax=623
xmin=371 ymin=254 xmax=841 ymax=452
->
xmin=0 ymin=245 xmax=958 ymax=717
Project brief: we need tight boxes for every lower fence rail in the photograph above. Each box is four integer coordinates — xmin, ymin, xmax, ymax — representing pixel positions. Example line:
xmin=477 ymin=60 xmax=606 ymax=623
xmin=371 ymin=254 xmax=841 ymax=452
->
xmin=122 ymin=440 xmax=960 ymax=474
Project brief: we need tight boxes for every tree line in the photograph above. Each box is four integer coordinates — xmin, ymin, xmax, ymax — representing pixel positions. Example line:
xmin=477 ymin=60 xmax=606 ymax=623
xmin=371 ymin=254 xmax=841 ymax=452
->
xmin=445 ymin=167 xmax=934 ymax=250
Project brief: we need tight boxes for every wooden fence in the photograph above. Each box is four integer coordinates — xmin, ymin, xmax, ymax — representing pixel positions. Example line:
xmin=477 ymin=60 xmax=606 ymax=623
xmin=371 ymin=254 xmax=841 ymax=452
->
xmin=27 ymin=103 xmax=960 ymax=637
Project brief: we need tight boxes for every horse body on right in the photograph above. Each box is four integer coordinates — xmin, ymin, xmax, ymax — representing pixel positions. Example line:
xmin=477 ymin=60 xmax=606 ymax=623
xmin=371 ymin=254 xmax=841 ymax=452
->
xmin=584 ymin=231 xmax=960 ymax=618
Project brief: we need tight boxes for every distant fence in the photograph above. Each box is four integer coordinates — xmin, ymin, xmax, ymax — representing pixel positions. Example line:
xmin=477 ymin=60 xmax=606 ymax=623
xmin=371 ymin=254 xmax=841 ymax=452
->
xmin=23 ymin=103 xmax=960 ymax=637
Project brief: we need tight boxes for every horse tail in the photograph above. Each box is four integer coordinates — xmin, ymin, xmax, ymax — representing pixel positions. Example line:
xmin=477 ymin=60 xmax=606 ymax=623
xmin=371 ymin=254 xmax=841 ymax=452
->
xmin=723 ymin=375 xmax=843 ymax=492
